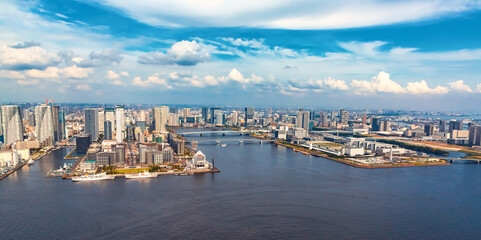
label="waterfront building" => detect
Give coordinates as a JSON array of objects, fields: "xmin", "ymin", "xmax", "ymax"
[
  {"xmin": 115, "ymin": 105, "xmax": 125, "ymax": 143},
  {"xmin": 232, "ymin": 111, "xmax": 239, "ymax": 126},
  {"xmin": 449, "ymin": 120, "xmax": 463, "ymax": 135},
  {"xmin": 114, "ymin": 144, "xmax": 126, "ymax": 165},
  {"xmin": 162, "ymin": 147, "xmax": 174, "ymax": 162},
  {"xmin": 84, "ymin": 108, "xmax": 99, "ymax": 141},
  {"xmin": 96, "ymin": 152, "xmax": 116, "ymax": 166},
  {"xmin": 139, "ymin": 143, "xmax": 157, "ymax": 163},
  {"xmin": 210, "ymin": 107, "xmax": 221, "ymax": 124},
  {"xmin": 468, "ymin": 125, "xmax": 481, "ymax": 146},
  {"xmin": 191, "ymin": 150, "xmax": 213, "ymax": 170},
  {"xmin": 35, "ymin": 105, "xmax": 55, "ymax": 146},
  {"xmin": 59, "ymin": 109, "xmax": 66, "ymax": 140},
  {"xmin": 51, "ymin": 105, "xmax": 60, "ymax": 142},
  {"xmin": 1, "ymin": 105, "xmax": 23, "ymax": 145},
  {"xmin": 202, "ymin": 107, "xmax": 208, "ymax": 123},
  {"xmin": 146, "ymin": 150, "xmax": 163, "ymax": 165},
  {"xmin": 76, "ymin": 133, "xmax": 92, "ymax": 153},
  {"xmin": 244, "ymin": 107, "xmax": 254, "ymax": 126}
]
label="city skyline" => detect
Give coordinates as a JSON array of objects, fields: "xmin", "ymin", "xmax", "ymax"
[{"xmin": 2, "ymin": 0, "xmax": 481, "ymax": 111}]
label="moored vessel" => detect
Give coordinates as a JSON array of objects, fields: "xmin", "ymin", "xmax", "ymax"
[
  {"xmin": 72, "ymin": 172, "xmax": 115, "ymax": 182},
  {"xmin": 125, "ymin": 171, "xmax": 158, "ymax": 179}
]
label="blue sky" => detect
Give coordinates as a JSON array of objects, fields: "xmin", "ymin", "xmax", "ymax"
[{"xmin": 1, "ymin": 0, "xmax": 481, "ymax": 111}]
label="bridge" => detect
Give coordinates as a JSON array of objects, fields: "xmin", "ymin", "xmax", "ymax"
[
  {"xmin": 442, "ymin": 157, "xmax": 481, "ymax": 164},
  {"xmin": 186, "ymin": 138, "xmax": 274, "ymax": 144},
  {"xmin": 178, "ymin": 131, "xmax": 250, "ymax": 136}
]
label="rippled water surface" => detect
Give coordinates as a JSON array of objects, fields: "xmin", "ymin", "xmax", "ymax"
[{"xmin": 1, "ymin": 132, "xmax": 481, "ymax": 239}]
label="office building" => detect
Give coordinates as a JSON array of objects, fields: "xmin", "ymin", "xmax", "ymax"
[
  {"xmin": 115, "ymin": 105, "xmax": 125, "ymax": 143},
  {"xmin": 371, "ymin": 117, "xmax": 381, "ymax": 131},
  {"xmin": 35, "ymin": 105, "xmax": 55, "ymax": 146},
  {"xmin": 76, "ymin": 133, "xmax": 92, "ymax": 153},
  {"xmin": 84, "ymin": 108, "xmax": 99, "ymax": 141},
  {"xmin": 104, "ymin": 120, "xmax": 112, "ymax": 140},
  {"xmin": 1, "ymin": 105, "xmax": 23, "ymax": 145},
  {"xmin": 105, "ymin": 107, "xmax": 115, "ymax": 133},
  {"xmin": 51, "ymin": 105, "xmax": 60, "ymax": 142},
  {"xmin": 210, "ymin": 107, "xmax": 221, "ymax": 124},
  {"xmin": 59, "ymin": 109, "xmax": 66, "ymax": 140},
  {"xmin": 469, "ymin": 125, "xmax": 481, "ymax": 146},
  {"xmin": 424, "ymin": 124, "xmax": 434, "ymax": 136},
  {"xmin": 296, "ymin": 111, "xmax": 310, "ymax": 132},
  {"xmin": 339, "ymin": 109, "xmax": 349, "ymax": 124},
  {"xmin": 98, "ymin": 110, "xmax": 104, "ymax": 134},
  {"xmin": 244, "ymin": 107, "xmax": 254, "ymax": 126},
  {"xmin": 153, "ymin": 106, "xmax": 169, "ymax": 132},
  {"xmin": 202, "ymin": 107, "xmax": 208, "ymax": 123}
]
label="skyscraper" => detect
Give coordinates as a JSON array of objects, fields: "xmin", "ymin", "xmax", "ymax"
[
  {"xmin": 339, "ymin": 109, "xmax": 349, "ymax": 124},
  {"xmin": 202, "ymin": 107, "xmax": 208, "ymax": 124},
  {"xmin": 210, "ymin": 107, "xmax": 220, "ymax": 124},
  {"xmin": 104, "ymin": 121, "xmax": 112, "ymax": 140},
  {"xmin": 371, "ymin": 117, "xmax": 381, "ymax": 131},
  {"xmin": 59, "ymin": 109, "xmax": 66, "ymax": 140},
  {"xmin": 152, "ymin": 106, "xmax": 169, "ymax": 132},
  {"xmin": 424, "ymin": 124, "xmax": 434, "ymax": 136},
  {"xmin": 439, "ymin": 120, "xmax": 447, "ymax": 133},
  {"xmin": 35, "ymin": 105, "xmax": 55, "ymax": 146},
  {"xmin": 115, "ymin": 105, "xmax": 125, "ymax": 143},
  {"xmin": 51, "ymin": 105, "xmax": 61, "ymax": 142},
  {"xmin": 244, "ymin": 107, "xmax": 254, "ymax": 126},
  {"xmin": 1, "ymin": 105, "xmax": 23, "ymax": 145},
  {"xmin": 296, "ymin": 110, "xmax": 310, "ymax": 132},
  {"xmin": 105, "ymin": 107, "xmax": 115, "ymax": 134},
  {"xmin": 98, "ymin": 110, "xmax": 105, "ymax": 134},
  {"xmin": 84, "ymin": 108, "xmax": 99, "ymax": 141},
  {"xmin": 232, "ymin": 111, "xmax": 239, "ymax": 126}
]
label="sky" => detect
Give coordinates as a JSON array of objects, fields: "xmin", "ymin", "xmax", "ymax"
[{"xmin": 1, "ymin": 0, "xmax": 481, "ymax": 111}]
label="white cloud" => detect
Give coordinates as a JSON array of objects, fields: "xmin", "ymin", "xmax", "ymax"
[
  {"xmin": 61, "ymin": 65, "xmax": 93, "ymax": 79},
  {"xmin": 324, "ymin": 77, "xmax": 349, "ymax": 90},
  {"xmin": 406, "ymin": 80, "xmax": 449, "ymax": 94},
  {"xmin": 26, "ymin": 67, "xmax": 60, "ymax": 78},
  {"xmin": 221, "ymin": 38, "xmax": 265, "ymax": 49},
  {"xmin": 449, "ymin": 80, "xmax": 473, "ymax": 92},
  {"xmin": 133, "ymin": 75, "xmax": 171, "ymax": 88},
  {"xmin": 351, "ymin": 71, "xmax": 405, "ymax": 94},
  {"xmin": 106, "ymin": 70, "xmax": 119, "ymax": 80},
  {"xmin": 138, "ymin": 40, "xmax": 210, "ymax": 66},
  {"xmin": 0, "ymin": 70, "xmax": 24, "ymax": 79},
  {"xmin": 17, "ymin": 79, "xmax": 39, "ymax": 85},
  {"xmin": 228, "ymin": 68, "xmax": 249, "ymax": 83},
  {"xmin": 93, "ymin": 0, "xmax": 481, "ymax": 29},
  {"xmin": 0, "ymin": 45, "xmax": 59, "ymax": 70}
]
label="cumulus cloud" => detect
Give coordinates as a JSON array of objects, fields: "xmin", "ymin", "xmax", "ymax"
[
  {"xmin": 133, "ymin": 75, "xmax": 171, "ymax": 88},
  {"xmin": 351, "ymin": 71, "xmax": 405, "ymax": 94},
  {"xmin": 449, "ymin": 80, "xmax": 473, "ymax": 92},
  {"xmin": 61, "ymin": 65, "xmax": 93, "ymax": 78},
  {"xmin": 26, "ymin": 67, "xmax": 60, "ymax": 78},
  {"xmin": 406, "ymin": 80, "xmax": 449, "ymax": 94},
  {"xmin": 221, "ymin": 38, "xmax": 265, "ymax": 49},
  {"xmin": 138, "ymin": 40, "xmax": 210, "ymax": 66},
  {"xmin": 324, "ymin": 77, "xmax": 350, "ymax": 90},
  {"xmin": 77, "ymin": 49, "xmax": 123, "ymax": 67},
  {"xmin": 0, "ymin": 45, "xmax": 59, "ymax": 70}
]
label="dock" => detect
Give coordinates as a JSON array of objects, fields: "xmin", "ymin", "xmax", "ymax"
[{"xmin": 0, "ymin": 162, "xmax": 27, "ymax": 182}]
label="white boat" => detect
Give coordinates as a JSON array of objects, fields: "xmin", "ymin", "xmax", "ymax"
[
  {"xmin": 221, "ymin": 144, "xmax": 227, "ymax": 147},
  {"xmin": 72, "ymin": 172, "xmax": 115, "ymax": 182},
  {"xmin": 125, "ymin": 171, "xmax": 158, "ymax": 179},
  {"xmin": 27, "ymin": 159, "xmax": 35, "ymax": 166}
]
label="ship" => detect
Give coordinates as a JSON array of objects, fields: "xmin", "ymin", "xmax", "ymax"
[
  {"xmin": 72, "ymin": 172, "xmax": 115, "ymax": 182},
  {"xmin": 221, "ymin": 144, "xmax": 227, "ymax": 147},
  {"xmin": 125, "ymin": 171, "xmax": 158, "ymax": 179},
  {"xmin": 27, "ymin": 159, "xmax": 35, "ymax": 166}
]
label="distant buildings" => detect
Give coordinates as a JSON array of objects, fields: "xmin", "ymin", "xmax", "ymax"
[{"xmin": 424, "ymin": 124, "xmax": 434, "ymax": 136}]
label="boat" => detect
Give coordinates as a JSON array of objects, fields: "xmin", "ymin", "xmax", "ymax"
[
  {"xmin": 174, "ymin": 172, "xmax": 194, "ymax": 176},
  {"xmin": 27, "ymin": 159, "xmax": 35, "ymax": 166},
  {"xmin": 221, "ymin": 144, "xmax": 227, "ymax": 147},
  {"xmin": 125, "ymin": 171, "xmax": 158, "ymax": 179},
  {"xmin": 46, "ymin": 166, "xmax": 66, "ymax": 177},
  {"xmin": 72, "ymin": 172, "xmax": 115, "ymax": 182}
]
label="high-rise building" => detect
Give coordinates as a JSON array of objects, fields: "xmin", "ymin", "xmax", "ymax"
[
  {"xmin": 339, "ymin": 109, "xmax": 349, "ymax": 124},
  {"xmin": 84, "ymin": 108, "xmax": 99, "ymax": 141},
  {"xmin": 35, "ymin": 105, "xmax": 55, "ymax": 146},
  {"xmin": 104, "ymin": 120, "xmax": 112, "ymax": 140},
  {"xmin": 98, "ymin": 110, "xmax": 105, "ymax": 134},
  {"xmin": 424, "ymin": 124, "xmax": 434, "ymax": 136},
  {"xmin": 319, "ymin": 111, "xmax": 327, "ymax": 126},
  {"xmin": 232, "ymin": 111, "xmax": 239, "ymax": 126},
  {"xmin": 105, "ymin": 108, "xmax": 115, "ymax": 133},
  {"xmin": 59, "ymin": 109, "xmax": 66, "ymax": 140},
  {"xmin": 449, "ymin": 120, "xmax": 463, "ymax": 135},
  {"xmin": 210, "ymin": 107, "xmax": 221, "ymax": 124},
  {"xmin": 469, "ymin": 125, "xmax": 481, "ymax": 146},
  {"xmin": 371, "ymin": 117, "xmax": 381, "ymax": 131},
  {"xmin": 51, "ymin": 105, "xmax": 61, "ymax": 142},
  {"xmin": 296, "ymin": 111, "xmax": 310, "ymax": 132},
  {"xmin": 115, "ymin": 105, "xmax": 125, "ymax": 143},
  {"xmin": 309, "ymin": 110, "xmax": 315, "ymax": 121},
  {"xmin": 362, "ymin": 115, "xmax": 367, "ymax": 125},
  {"xmin": 0, "ymin": 107, "xmax": 3, "ymax": 138},
  {"xmin": 202, "ymin": 107, "xmax": 208, "ymax": 124},
  {"xmin": 1, "ymin": 105, "xmax": 23, "ymax": 145},
  {"xmin": 182, "ymin": 108, "xmax": 191, "ymax": 118},
  {"xmin": 215, "ymin": 111, "xmax": 224, "ymax": 126},
  {"xmin": 152, "ymin": 106, "xmax": 169, "ymax": 132},
  {"xmin": 244, "ymin": 107, "xmax": 254, "ymax": 126},
  {"xmin": 439, "ymin": 120, "xmax": 447, "ymax": 133}
]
